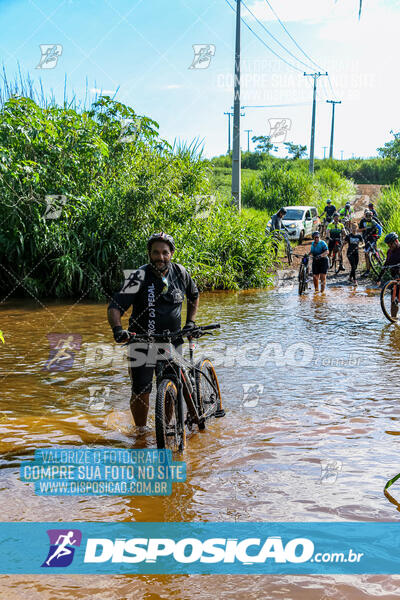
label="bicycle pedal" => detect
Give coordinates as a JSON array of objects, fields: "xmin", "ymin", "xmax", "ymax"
[{"xmin": 214, "ymin": 409, "xmax": 226, "ymax": 418}]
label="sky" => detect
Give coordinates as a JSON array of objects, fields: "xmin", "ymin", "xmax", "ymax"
[{"xmin": 0, "ymin": 0, "xmax": 399, "ymax": 159}]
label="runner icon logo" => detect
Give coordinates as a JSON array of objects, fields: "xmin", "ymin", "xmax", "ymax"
[
  {"xmin": 41, "ymin": 529, "xmax": 82, "ymax": 567},
  {"xmin": 43, "ymin": 334, "xmax": 82, "ymax": 372}
]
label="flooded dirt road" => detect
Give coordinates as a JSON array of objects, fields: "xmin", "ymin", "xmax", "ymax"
[{"xmin": 1, "ymin": 274, "xmax": 400, "ymax": 598}]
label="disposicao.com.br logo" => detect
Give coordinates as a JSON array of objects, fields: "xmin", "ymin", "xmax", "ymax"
[{"xmin": 84, "ymin": 535, "xmax": 314, "ymax": 565}]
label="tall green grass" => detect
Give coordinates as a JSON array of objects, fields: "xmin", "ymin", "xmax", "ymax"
[
  {"xmin": 242, "ymin": 163, "xmax": 355, "ymax": 215},
  {"xmin": 0, "ymin": 89, "xmax": 275, "ymax": 298},
  {"xmin": 377, "ymin": 184, "xmax": 400, "ymax": 235}
]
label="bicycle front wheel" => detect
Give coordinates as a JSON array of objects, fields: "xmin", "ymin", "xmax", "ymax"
[
  {"xmin": 195, "ymin": 358, "xmax": 223, "ymax": 423},
  {"xmin": 335, "ymin": 253, "xmax": 343, "ymax": 275},
  {"xmin": 155, "ymin": 379, "xmax": 185, "ymax": 450},
  {"xmin": 381, "ymin": 280, "xmax": 400, "ymax": 323},
  {"xmin": 286, "ymin": 242, "xmax": 292, "ymax": 265},
  {"xmin": 298, "ymin": 265, "xmax": 306, "ymax": 295}
]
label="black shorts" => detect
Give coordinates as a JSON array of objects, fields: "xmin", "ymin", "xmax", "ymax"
[
  {"xmin": 328, "ymin": 239, "xmax": 342, "ymax": 253},
  {"xmin": 127, "ymin": 342, "xmax": 183, "ymax": 395},
  {"xmin": 312, "ymin": 257, "xmax": 329, "ymax": 275}
]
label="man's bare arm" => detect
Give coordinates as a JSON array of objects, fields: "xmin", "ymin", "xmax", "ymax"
[
  {"xmin": 186, "ymin": 296, "xmax": 199, "ymax": 323},
  {"xmin": 108, "ymin": 307, "xmax": 123, "ymax": 329}
]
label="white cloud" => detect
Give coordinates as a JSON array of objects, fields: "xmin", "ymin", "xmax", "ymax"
[{"xmin": 163, "ymin": 84, "xmax": 183, "ymax": 90}]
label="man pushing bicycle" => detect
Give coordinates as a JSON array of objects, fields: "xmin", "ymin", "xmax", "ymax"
[{"xmin": 107, "ymin": 232, "xmax": 199, "ymax": 430}]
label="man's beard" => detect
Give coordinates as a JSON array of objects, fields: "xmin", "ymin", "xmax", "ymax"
[{"xmin": 150, "ymin": 258, "xmax": 170, "ymax": 274}]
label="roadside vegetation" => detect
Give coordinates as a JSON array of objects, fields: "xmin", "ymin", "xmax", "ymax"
[
  {"xmin": 3, "ymin": 72, "xmax": 396, "ymax": 299},
  {"xmin": 0, "ymin": 87, "xmax": 275, "ymax": 299}
]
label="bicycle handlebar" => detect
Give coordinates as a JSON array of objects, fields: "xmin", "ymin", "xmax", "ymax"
[{"xmin": 124, "ymin": 324, "xmax": 220, "ymax": 344}]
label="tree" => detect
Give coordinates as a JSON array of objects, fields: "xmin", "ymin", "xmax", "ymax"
[
  {"xmin": 251, "ymin": 135, "xmax": 276, "ymax": 154},
  {"xmin": 378, "ymin": 131, "xmax": 400, "ymax": 161},
  {"xmin": 284, "ymin": 142, "xmax": 307, "ymax": 160}
]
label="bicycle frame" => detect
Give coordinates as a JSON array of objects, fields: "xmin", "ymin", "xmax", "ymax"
[{"xmin": 145, "ymin": 334, "xmax": 221, "ymax": 425}]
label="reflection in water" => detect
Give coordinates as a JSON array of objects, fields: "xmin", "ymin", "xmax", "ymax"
[{"xmin": 1, "ymin": 285, "xmax": 400, "ymax": 598}]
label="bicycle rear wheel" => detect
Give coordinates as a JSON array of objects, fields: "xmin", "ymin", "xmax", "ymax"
[
  {"xmin": 380, "ymin": 280, "xmax": 400, "ymax": 323},
  {"xmin": 370, "ymin": 250, "xmax": 384, "ymax": 277},
  {"xmin": 195, "ymin": 358, "xmax": 223, "ymax": 423},
  {"xmin": 155, "ymin": 379, "xmax": 186, "ymax": 450}
]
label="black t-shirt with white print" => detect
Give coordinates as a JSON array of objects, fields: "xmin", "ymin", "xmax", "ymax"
[{"xmin": 108, "ymin": 263, "xmax": 199, "ymax": 335}]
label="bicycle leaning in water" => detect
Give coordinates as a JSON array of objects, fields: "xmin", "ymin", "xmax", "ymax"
[{"xmin": 124, "ymin": 325, "xmax": 224, "ymax": 451}]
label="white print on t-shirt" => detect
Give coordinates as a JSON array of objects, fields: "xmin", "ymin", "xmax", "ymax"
[{"xmin": 148, "ymin": 283, "xmax": 156, "ymax": 334}]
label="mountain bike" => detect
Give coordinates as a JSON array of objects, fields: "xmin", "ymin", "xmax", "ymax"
[
  {"xmin": 298, "ymin": 254, "xmax": 310, "ymax": 295},
  {"xmin": 268, "ymin": 230, "xmax": 292, "ymax": 265},
  {"xmin": 329, "ymin": 240, "xmax": 344, "ymax": 275},
  {"xmin": 365, "ymin": 235, "xmax": 385, "ymax": 278},
  {"xmin": 126, "ymin": 325, "xmax": 224, "ymax": 451},
  {"xmin": 380, "ymin": 264, "xmax": 400, "ymax": 323}
]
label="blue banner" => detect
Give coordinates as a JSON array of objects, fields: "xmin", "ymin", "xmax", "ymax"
[{"xmin": 0, "ymin": 522, "xmax": 400, "ymax": 574}]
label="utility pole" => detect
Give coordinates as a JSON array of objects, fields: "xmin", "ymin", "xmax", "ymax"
[
  {"xmin": 304, "ymin": 72, "xmax": 328, "ymax": 174},
  {"xmin": 224, "ymin": 111, "xmax": 234, "ymax": 153},
  {"xmin": 245, "ymin": 129, "xmax": 252, "ymax": 152},
  {"xmin": 323, "ymin": 146, "xmax": 327, "ymax": 159},
  {"xmin": 326, "ymin": 100, "xmax": 341, "ymax": 159},
  {"xmin": 232, "ymin": 0, "xmax": 241, "ymax": 210}
]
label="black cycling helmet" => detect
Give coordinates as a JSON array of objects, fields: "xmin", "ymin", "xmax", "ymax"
[
  {"xmin": 312, "ymin": 231, "xmax": 320, "ymax": 238},
  {"xmin": 279, "ymin": 207, "xmax": 287, "ymax": 215},
  {"xmin": 327, "ymin": 199, "xmax": 332, "ymax": 204},
  {"xmin": 345, "ymin": 202, "xmax": 351, "ymax": 207},
  {"xmin": 368, "ymin": 202, "xmax": 374, "ymax": 208},
  {"xmin": 384, "ymin": 232, "xmax": 398, "ymax": 245},
  {"xmin": 147, "ymin": 232, "xmax": 175, "ymax": 252},
  {"xmin": 365, "ymin": 210, "xmax": 372, "ymax": 218}
]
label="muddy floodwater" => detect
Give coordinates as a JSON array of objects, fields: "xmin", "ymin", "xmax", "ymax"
[{"xmin": 2, "ymin": 281, "xmax": 400, "ymax": 599}]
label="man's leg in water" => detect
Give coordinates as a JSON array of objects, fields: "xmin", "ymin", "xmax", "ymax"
[
  {"xmin": 130, "ymin": 391, "xmax": 150, "ymax": 426},
  {"xmin": 313, "ymin": 274, "xmax": 320, "ymax": 291},
  {"xmin": 128, "ymin": 345, "xmax": 154, "ymax": 427},
  {"xmin": 320, "ymin": 273, "xmax": 327, "ymax": 292}
]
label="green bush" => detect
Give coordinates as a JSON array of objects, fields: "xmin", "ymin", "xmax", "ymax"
[
  {"xmin": 242, "ymin": 164, "xmax": 355, "ymax": 215},
  {"xmin": 0, "ymin": 95, "xmax": 275, "ymax": 298}
]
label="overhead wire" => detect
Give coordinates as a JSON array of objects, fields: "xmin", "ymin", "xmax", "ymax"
[
  {"xmin": 223, "ymin": 0, "xmax": 305, "ymax": 73},
  {"xmin": 263, "ymin": 0, "xmax": 326, "ymax": 72},
  {"xmin": 240, "ymin": 0, "xmax": 315, "ymax": 71}
]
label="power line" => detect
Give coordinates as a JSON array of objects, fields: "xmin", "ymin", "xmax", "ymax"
[
  {"xmin": 241, "ymin": 0, "xmax": 315, "ymax": 71},
  {"xmin": 223, "ymin": 0, "xmax": 304, "ymax": 73},
  {"xmin": 263, "ymin": 0, "xmax": 326, "ymax": 72}
]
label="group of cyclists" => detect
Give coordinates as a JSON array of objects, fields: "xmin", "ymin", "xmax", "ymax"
[{"xmin": 269, "ymin": 199, "xmax": 400, "ymax": 293}]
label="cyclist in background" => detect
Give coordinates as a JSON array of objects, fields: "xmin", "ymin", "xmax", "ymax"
[
  {"xmin": 344, "ymin": 222, "xmax": 363, "ymax": 284},
  {"xmin": 327, "ymin": 213, "xmax": 346, "ymax": 270},
  {"xmin": 339, "ymin": 202, "xmax": 353, "ymax": 220},
  {"xmin": 358, "ymin": 210, "xmax": 382, "ymax": 275},
  {"xmin": 368, "ymin": 202, "xmax": 382, "ymax": 226},
  {"xmin": 268, "ymin": 207, "xmax": 289, "ymax": 258},
  {"xmin": 377, "ymin": 233, "xmax": 400, "ymax": 318},
  {"xmin": 320, "ymin": 198, "xmax": 337, "ymax": 224},
  {"xmin": 269, "ymin": 207, "xmax": 289, "ymax": 233},
  {"xmin": 310, "ymin": 231, "xmax": 329, "ymax": 292}
]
